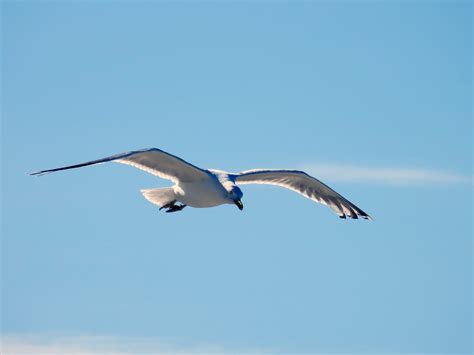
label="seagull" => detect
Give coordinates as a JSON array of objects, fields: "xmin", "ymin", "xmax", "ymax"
[{"xmin": 30, "ymin": 148, "xmax": 371, "ymax": 219}]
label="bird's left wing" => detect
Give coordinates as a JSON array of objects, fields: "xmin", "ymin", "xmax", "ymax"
[
  {"xmin": 30, "ymin": 148, "xmax": 209, "ymax": 183},
  {"xmin": 232, "ymin": 169, "xmax": 371, "ymax": 220}
]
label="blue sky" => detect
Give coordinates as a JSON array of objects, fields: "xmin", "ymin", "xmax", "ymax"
[{"xmin": 1, "ymin": 1, "xmax": 472, "ymax": 354}]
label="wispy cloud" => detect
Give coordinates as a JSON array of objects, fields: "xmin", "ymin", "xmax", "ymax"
[
  {"xmin": 1, "ymin": 334, "xmax": 457, "ymax": 355},
  {"xmin": 1, "ymin": 334, "xmax": 271, "ymax": 355},
  {"xmin": 302, "ymin": 164, "xmax": 472, "ymax": 186}
]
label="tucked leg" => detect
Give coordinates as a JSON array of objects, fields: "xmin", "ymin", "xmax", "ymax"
[
  {"xmin": 159, "ymin": 200, "xmax": 177, "ymax": 211},
  {"xmin": 165, "ymin": 203, "xmax": 187, "ymax": 213}
]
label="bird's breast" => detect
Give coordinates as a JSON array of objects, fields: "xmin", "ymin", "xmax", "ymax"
[{"xmin": 175, "ymin": 179, "xmax": 230, "ymax": 208}]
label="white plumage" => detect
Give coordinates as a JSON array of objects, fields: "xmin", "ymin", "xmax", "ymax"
[{"xmin": 31, "ymin": 148, "xmax": 371, "ymax": 219}]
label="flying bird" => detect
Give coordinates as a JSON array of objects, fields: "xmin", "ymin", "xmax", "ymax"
[{"xmin": 30, "ymin": 148, "xmax": 371, "ymax": 219}]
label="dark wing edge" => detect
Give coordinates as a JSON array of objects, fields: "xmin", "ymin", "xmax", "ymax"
[
  {"xmin": 30, "ymin": 150, "xmax": 132, "ymax": 176},
  {"xmin": 232, "ymin": 169, "xmax": 373, "ymax": 220}
]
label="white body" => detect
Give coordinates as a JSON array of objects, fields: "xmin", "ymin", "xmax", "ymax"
[{"xmin": 174, "ymin": 177, "xmax": 231, "ymax": 208}]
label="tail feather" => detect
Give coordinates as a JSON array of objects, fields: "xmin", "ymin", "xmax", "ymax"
[{"xmin": 140, "ymin": 187, "xmax": 176, "ymax": 208}]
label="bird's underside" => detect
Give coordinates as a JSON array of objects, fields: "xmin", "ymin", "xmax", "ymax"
[{"xmin": 30, "ymin": 147, "xmax": 372, "ymax": 220}]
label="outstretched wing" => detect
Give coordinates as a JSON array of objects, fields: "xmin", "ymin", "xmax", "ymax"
[
  {"xmin": 30, "ymin": 148, "xmax": 209, "ymax": 183},
  {"xmin": 233, "ymin": 169, "xmax": 371, "ymax": 220}
]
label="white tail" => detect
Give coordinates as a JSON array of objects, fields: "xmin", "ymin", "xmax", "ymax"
[{"xmin": 140, "ymin": 188, "xmax": 176, "ymax": 208}]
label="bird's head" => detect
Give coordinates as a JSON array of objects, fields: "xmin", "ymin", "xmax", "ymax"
[{"xmin": 228, "ymin": 186, "xmax": 244, "ymax": 211}]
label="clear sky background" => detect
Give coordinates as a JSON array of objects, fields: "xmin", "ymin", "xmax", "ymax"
[{"xmin": 1, "ymin": 1, "xmax": 472, "ymax": 354}]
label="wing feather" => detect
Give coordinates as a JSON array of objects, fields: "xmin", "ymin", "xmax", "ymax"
[
  {"xmin": 30, "ymin": 148, "xmax": 208, "ymax": 183},
  {"xmin": 233, "ymin": 169, "xmax": 371, "ymax": 220}
]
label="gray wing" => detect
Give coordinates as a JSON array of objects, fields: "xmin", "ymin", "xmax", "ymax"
[
  {"xmin": 30, "ymin": 148, "xmax": 209, "ymax": 183},
  {"xmin": 233, "ymin": 169, "xmax": 371, "ymax": 220}
]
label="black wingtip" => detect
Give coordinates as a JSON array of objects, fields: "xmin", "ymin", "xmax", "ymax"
[
  {"xmin": 30, "ymin": 170, "xmax": 48, "ymax": 176},
  {"xmin": 359, "ymin": 213, "xmax": 373, "ymax": 221},
  {"xmin": 339, "ymin": 212, "xmax": 373, "ymax": 221}
]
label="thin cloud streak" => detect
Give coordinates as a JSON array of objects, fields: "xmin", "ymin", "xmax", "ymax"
[
  {"xmin": 1, "ymin": 335, "xmax": 447, "ymax": 355},
  {"xmin": 1, "ymin": 334, "xmax": 272, "ymax": 355},
  {"xmin": 302, "ymin": 164, "xmax": 472, "ymax": 186}
]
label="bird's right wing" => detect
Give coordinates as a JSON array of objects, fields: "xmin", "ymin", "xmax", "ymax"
[
  {"xmin": 30, "ymin": 148, "xmax": 209, "ymax": 183},
  {"xmin": 232, "ymin": 169, "xmax": 371, "ymax": 220}
]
